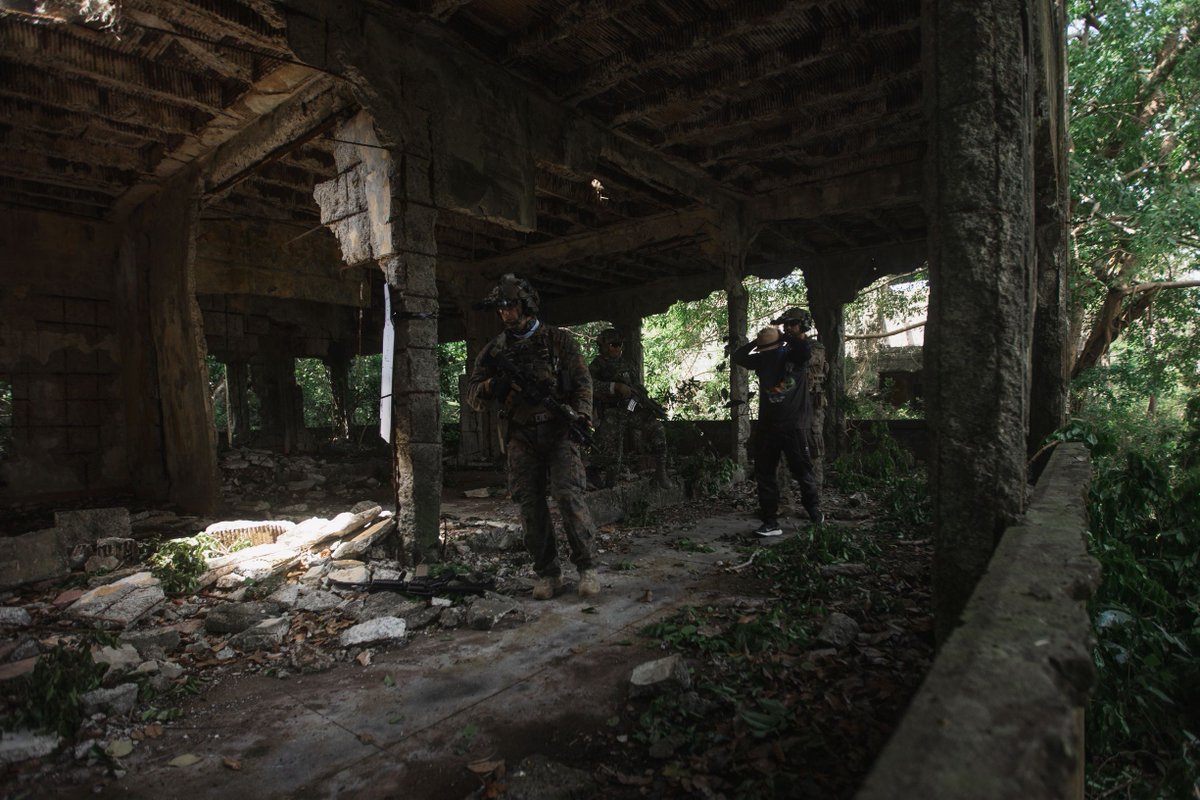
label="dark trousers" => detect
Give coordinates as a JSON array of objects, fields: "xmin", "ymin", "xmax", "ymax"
[{"xmin": 753, "ymin": 427, "xmax": 821, "ymax": 522}]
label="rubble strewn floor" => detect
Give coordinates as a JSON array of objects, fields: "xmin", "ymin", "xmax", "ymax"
[{"xmin": 1, "ymin": 447, "xmax": 934, "ymax": 799}]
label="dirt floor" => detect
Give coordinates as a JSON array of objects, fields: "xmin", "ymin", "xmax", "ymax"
[{"xmin": 0, "ymin": 447, "xmax": 934, "ymax": 800}]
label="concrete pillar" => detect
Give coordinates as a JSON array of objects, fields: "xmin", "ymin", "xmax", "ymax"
[
  {"xmin": 253, "ymin": 356, "xmax": 305, "ymax": 454},
  {"xmin": 805, "ymin": 272, "xmax": 848, "ymax": 464},
  {"xmin": 1029, "ymin": 0, "xmax": 1070, "ymax": 477},
  {"xmin": 454, "ymin": 299, "xmax": 503, "ymax": 466},
  {"xmin": 226, "ymin": 360, "xmax": 251, "ymax": 446},
  {"xmin": 925, "ymin": 0, "xmax": 1038, "ymax": 641},
  {"xmin": 313, "ymin": 111, "xmax": 442, "ymax": 563},
  {"xmin": 724, "ymin": 263, "xmax": 750, "ymax": 468},
  {"xmin": 115, "ymin": 168, "xmax": 218, "ymax": 514},
  {"xmin": 325, "ymin": 346, "xmax": 353, "ymax": 441}
]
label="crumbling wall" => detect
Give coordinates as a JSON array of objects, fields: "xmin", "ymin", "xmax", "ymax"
[
  {"xmin": 0, "ymin": 210, "xmax": 127, "ymax": 502},
  {"xmin": 855, "ymin": 443, "xmax": 1099, "ymax": 800}
]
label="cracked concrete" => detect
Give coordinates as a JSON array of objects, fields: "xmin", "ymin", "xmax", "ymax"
[{"xmin": 28, "ymin": 506, "xmax": 780, "ymax": 799}]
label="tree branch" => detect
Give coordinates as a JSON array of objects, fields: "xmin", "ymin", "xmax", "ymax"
[{"xmin": 847, "ymin": 319, "xmax": 926, "ymax": 341}]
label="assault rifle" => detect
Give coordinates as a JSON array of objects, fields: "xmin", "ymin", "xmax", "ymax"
[
  {"xmin": 626, "ymin": 384, "xmax": 668, "ymax": 421},
  {"xmin": 330, "ymin": 574, "xmax": 496, "ymax": 597},
  {"xmin": 483, "ymin": 349, "xmax": 594, "ymax": 446}
]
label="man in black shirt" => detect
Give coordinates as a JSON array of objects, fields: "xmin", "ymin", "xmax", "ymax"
[{"xmin": 731, "ymin": 308, "xmax": 824, "ymax": 537}]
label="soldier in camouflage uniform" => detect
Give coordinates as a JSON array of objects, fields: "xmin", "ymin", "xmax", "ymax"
[
  {"xmin": 588, "ymin": 328, "xmax": 670, "ymax": 488},
  {"xmin": 466, "ymin": 274, "xmax": 600, "ymax": 600}
]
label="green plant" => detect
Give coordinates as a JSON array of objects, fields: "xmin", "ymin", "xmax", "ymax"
[
  {"xmin": 679, "ymin": 451, "xmax": 737, "ymax": 498},
  {"xmin": 7, "ymin": 642, "xmax": 108, "ymax": 738},
  {"xmin": 148, "ymin": 534, "xmax": 217, "ymax": 595}
]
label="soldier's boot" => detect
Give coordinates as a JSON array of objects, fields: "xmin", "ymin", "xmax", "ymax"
[
  {"xmin": 531, "ymin": 575, "xmax": 561, "ymax": 600},
  {"xmin": 577, "ymin": 570, "xmax": 601, "ymax": 598}
]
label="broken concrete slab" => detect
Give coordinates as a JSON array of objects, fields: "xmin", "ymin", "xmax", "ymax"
[
  {"xmin": 331, "ymin": 516, "xmax": 395, "ymax": 559},
  {"xmin": 204, "ymin": 601, "xmax": 280, "ymax": 635},
  {"xmin": 629, "ymin": 653, "xmax": 692, "ymax": 698},
  {"xmin": 467, "ymin": 594, "xmax": 521, "ymax": 631},
  {"xmin": 229, "ymin": 617, "xmax": 290, "ymax": 651},
  {"xmin": 0, "ymin": 731, "xmax": 60, "ymax": 766},
  {"xmin": 339, "ymin": 616, "xmax": 406, "ymax": 647},
  {"xmin": 119, "ymin": 629, "xmax": 182, "ymax": 660},
  {"xmin": 92, "ymin": 644, "xmax": 142, "ymax": 679},
  {"xmin": 67, "ymin": 572, "xmax": 165, "ymax": 628},
  {"xmin": 0, "ymin": 607, "xmax": 32, "ymax": 627},
  {"xmin": 327, "ymin": 561, "xmax": 368, "ymax": 585},
  {"xmin": 295, "ymin": 588, "xmax": 342, "ymax": 613},
  {"xmin": 0, "ymin": 527, "xmax": 69, "ymax": 590},
  {"xmin": 81, "ymin": 683, "xmax": 139, "ymax": 718},
  {"xmin": 54, "ymin": 508, "xmax": 132, "ymax": 545},
  {"xmin": 276, "ymin": 505, "xmax": 381, "ymax": 552}
]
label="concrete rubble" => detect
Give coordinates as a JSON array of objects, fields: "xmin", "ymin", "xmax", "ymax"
[{"xmin": 0, "ymin": 486, "xmax": 534, "ymax": 778}]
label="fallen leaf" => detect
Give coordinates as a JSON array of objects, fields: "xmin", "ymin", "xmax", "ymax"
[
  {"xmin": 581, "ymin": 606, "xmax": 598, "ymax": 614},
  {"xmin": 356, "ymin": 650, "xmax": 372, "ymax": 666},
  {"xmin": 169, "ymin": 753, "xmax": 201, "ymax": 767},
  {"xmin": 383, "ymin": 674, "xmax": 395, "ymax": 687},
  {"xmin": 105, "ymin": 740, "xmax": 134, "ymax": 758},
  {"xmin": 223, "ymin": 757, "xmax": 242, "ymax": 771},
  {"xmin": 639, "ymin": 590, "xmax": 654, "ymax": 603},
  {"xmin": 143, "ymin": 724, "xmax": 163, "ymax": 739},
  {"xmin": 358, "ymin": 733, "xmax": 375, "ymax": 745}
]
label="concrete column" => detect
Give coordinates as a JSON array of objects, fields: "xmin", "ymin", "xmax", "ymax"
[
  {"xmin": 1028, "ymin": 0, "xmax": 1070, "ymax": 477},
  {"xmin": 313, "ymin": 111, "xmax": 442, "ymax": 563},
  {"xmin": 925, "ymin": 0, "xmax": 1038, "ymax": 641},
  {"xmin": 724, "ymin": 264, "xmax": 750, "ymax": 468},
  {"xmin": 805, "ymin": 272, "xmax": 848, "ymax": 464},
  {"xmin": 115, "ymin": 168, "xmax": 218, "ymax": 514},
  {"xmin": 226, "ymin": 360, "xmax": 251, "ymax": 446},
  {"xmin": 253, "ymin": 356, "xmax": 305, "ymax": 454},
  {"xmin": 325, "ymin": 346, "xmax": 353, "ymax": 441}
]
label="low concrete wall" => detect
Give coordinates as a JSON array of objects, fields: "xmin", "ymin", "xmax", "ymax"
[{"xmin": 856, "ymin": 443, "xmax": 1100, "ymax": 800}]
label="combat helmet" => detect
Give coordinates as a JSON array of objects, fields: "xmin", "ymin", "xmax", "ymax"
[
  {"xmin": 597, "ymin": 328, "xmax": 624, "ymax": 348},
  {"xmin": 770, "ymin": 307, "xmax": 813, "ymax": 332},
  {"xmin": 484, "ymin": 273, "xmax": 540, "ymax": 316}
]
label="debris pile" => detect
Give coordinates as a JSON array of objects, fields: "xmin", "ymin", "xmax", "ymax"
[
  {"xmin": 0, "ymin": 502, "xmax": 530, "ymax": 778},
  {"xmin": 219, "ymin": 447, "xmax": 390, "ymax": 518}
]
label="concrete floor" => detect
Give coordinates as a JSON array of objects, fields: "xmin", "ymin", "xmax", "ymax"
[{"xmin": 33, "ymin": 503, "xmax": 784, "ymax": 800}]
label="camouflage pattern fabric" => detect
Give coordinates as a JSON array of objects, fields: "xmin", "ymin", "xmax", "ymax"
[
  {"xmin": 588, "ymin": 353, "xmax": 667, "ymax": 479},
  {"xmin": 466, "ymin": 322, "xmax": 597, "ymax": 578}
]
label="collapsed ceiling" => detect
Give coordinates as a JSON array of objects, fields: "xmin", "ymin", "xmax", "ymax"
[{"xmin": 0, "ymin": 0, "xmax": 926, "ymax": 313}]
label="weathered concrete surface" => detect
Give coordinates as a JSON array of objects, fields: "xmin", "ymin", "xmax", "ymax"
[
  {"xmin": 856, "ymin": 443, "xmax": 1099, "ymax": 800},
  {"xmin": 27, "ymin": 509, "xmax": 765, "ymax": 799}
]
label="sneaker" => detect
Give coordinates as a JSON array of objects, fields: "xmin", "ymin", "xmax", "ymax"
[
  {"xmin": 753, "ymin": 521, "xmax": 783, "ymax": 537},
  {"xmin": 531, "ymin": 576, "xmax": 561, "ymax": 600},
  {"xmin": 577, "ymin": 569, "xmax": 601, "ymax": 597}
]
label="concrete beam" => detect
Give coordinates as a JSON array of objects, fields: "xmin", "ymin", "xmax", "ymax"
[
  {"xmin": 751, "ymin": 160, "xmax": 923, "ymax": 223},
  {"xmin": 447, "ymin": 208, "xmax": 719, "ymax": 279},
  {"xmin": 202, "ymin": 76, "xmax": 353, "ymax": 200}
]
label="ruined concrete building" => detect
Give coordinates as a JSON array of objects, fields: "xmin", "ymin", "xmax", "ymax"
[{"xmin": 0, "ymin": 0, "xmax": 1070, "ymax": 634}]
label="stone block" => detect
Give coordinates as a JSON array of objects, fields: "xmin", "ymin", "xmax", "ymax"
[
  {"xmin": 55, "ymin": 508, "xmax": 132, "ymax": 545},
  {"xmin": 339, "ymin": 616, "xmax": 406, "ymax": 647},
  {"xmin": 0, "ymin": 528, "xmax": 69, "ymax": 589},
  {"xmin": 63, "ymin": 297, "xmax": 96, "ymax": 326},
  {"xmin": 629, "ymin": 654, "xmax": 691, "ymax": 698},
  {"xmin": 68, "ymin": 572, "xmax": 165, "ymax": 628},
  {"xmin": 65, "ymin": 374, "xmax": 99, "ymax": 400},
  {"xmin": 67, "ymin": 399, "xmax": 100, "ymax": 427}
]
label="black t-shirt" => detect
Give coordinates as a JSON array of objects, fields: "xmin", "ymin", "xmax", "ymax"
[{"xmin": 732, "ymin": 337, "xmax": 813, "ymax": 431}]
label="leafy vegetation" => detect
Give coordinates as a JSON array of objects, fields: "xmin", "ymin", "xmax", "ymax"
[
  {"xmin": 148, "ymin": 534, "xmax": 218, "ymax": 595},
  {"xmin": 5, "ymin": 642, "xmax": 108, "ymax": 739}
]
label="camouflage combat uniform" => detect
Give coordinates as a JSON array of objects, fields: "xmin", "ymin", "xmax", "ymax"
[
  {"xmin": 588, "ymin": 353, "xmax": 668, "ymax": 484},
  {"xmin": 466, "ymin": 322, "xmax": 597, "ymax": 580}
]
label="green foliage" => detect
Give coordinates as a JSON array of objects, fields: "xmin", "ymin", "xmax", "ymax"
[
  {"xmin": 1068, "ymin": 0, "xmax": 1200, "ymax": 370},
  {"xmin": 678, "ymin": 450, "xmax": 737, "ymax": 498},
  {"xmin": 149, "ymin": 534, "xmax": 217, "ymax": 595},
  {"xmin": 437, "ymin": 341, "xmax": 467, "ymax": 424},
  {"xmin": 830, "ymin": 424, "xmax": 930, "ymax": 533},
  {"xmin": 1060, "ymin": 392, "xmax": 1200, "ymax": 798},
  {"xmin": 296, "ymin": 357, "xmax": 335, "ymax": 428},
  {"xmin": 351, "ymin": 354, "xmax": 382, "ymax": 427},
  {"xmin": 7, "ymin": 642, "xmax": 108, "ymax": 738}
]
